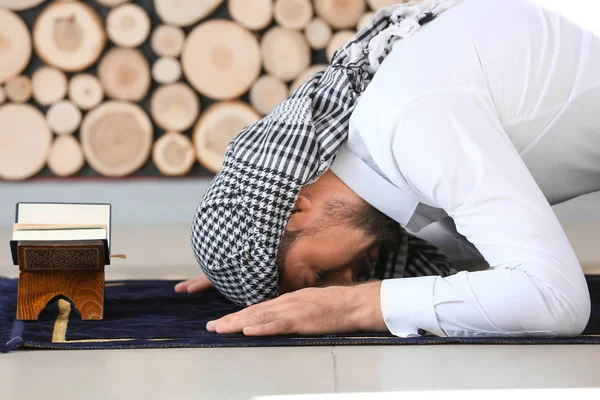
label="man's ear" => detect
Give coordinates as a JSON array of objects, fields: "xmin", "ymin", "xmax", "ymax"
[{"xmin": 286, "ymin": 194, "xmax": 313, "ymax": 232}]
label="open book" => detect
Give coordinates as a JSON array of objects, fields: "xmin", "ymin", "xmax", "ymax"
[
  {"xmin": 10, "ymin": 203, "xmax": 112, "ymax": 266},
  {"xmin": 12, "ymin": 223, "xmax": 108, "ymax": 242}
]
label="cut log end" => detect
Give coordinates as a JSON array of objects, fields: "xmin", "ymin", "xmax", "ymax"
[
  {"xmin": 228, "ymin": 0, "xmax": 273, "ymax": 31},
  {"xmin": 33, "ymin": 2, "xmax": 106, "ymax": 72},
  {"xmin": 290, "ymin": 64, "xmax": 327, "ymax": 94},
  {"xmin": 154, "ymin": 0, "xmax": 224, "ymax": 27},
  {"xmin": 367, "ymin": 0, "xmax": 406, "ymax": 11},
  {"xmin": 47, "ymin": 135, "xmax": 85, "ymax": 177},
  {"xmin": 106, "ymin": 3, "xmax": 151, "ymax": 48},
  {"xmin": 315, "ymin": 0, "xmax": 366, "ymax": 29},
  {"xmin": 98, "ymin": 48, "xmax": 150, "ymax": 102},
  {"xmin": 152, "ymin": 132, "xmax": 196, "ymax": 176},
  {"xmin": 68, "ymin": 73, "xmax": 104, "ymax": 110},
  {"xmin": 151, "ymin": 25, "xmax": 185, "ymax": 57},
  {"xmin": 250, "ymin": 75, "xmax": 289, "ymax": 116},
  {"xmin": 152, "ymin": 57, "xmax": 182, "ymax": 84},
  {"xmin": 46, "ymin": 100, "xmax": 82, "ymax": 136},
  {"xmin": 0, "ymin": 103, "xmax": 52, "ymax": 181},
  {"xmin": 5, "ymin": 75, "xmax": 32, "ymax": 103},
  {"xmin": 150, "ymin": 83, "xmax": 199, "ymax": 132},
  {"xmin": 261, "ymin": 27, "xmax": 310, "ymax": 81},
  {"xmin": 326, "ymin": 30, "xmax": 355, "ymax": 62},
  {"xmin": 193, "ymin": 101, "xmax": 260, "ymax": 173},
  {"xmin": 182, "ymin": 20, "xmax": 261, "ymax": 100},
  {"xmin": 357, "ymin": 12, "xmax": 374, "ymax": 31},
  {"xmin": 80, "ymin": 101, "xmax": 153, "ymax": 177},
  {"xmin": 32, "ymin": 66, "xmax": 68, "ymax": 106},
  {"xmin": 0, "ymin": 8, "xmax": 32, "ymax": 85},
  {"xmin": 95, "ymin": 0, "xmax": 132, "ymax": 8},
  {"xmin": 274, "ymin": 0, "xmax": 313, "ymax": 30},
  {"xmin": 304, "ymin": 18, "xmax": 332, "ymax": 50},
  {"xmin": 0, "ymin": 0, "xmax": 46, "ymax": 11}
]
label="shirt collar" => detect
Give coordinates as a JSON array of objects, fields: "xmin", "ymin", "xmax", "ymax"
[{"xmin": 330, "ymin": 145, "xmax": 419, "ymax": 227}]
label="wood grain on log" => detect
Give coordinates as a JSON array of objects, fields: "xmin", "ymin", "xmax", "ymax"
[
  {"xmin": 46, "ymin": 100, "xmax": 82, "ymax": 136},
  {"xmin": 47, "ymin": 135, "xmax": 85, "ymax": 177},
  {"xmin": 315, "ymin": 0, "xmax": 366, "ymax": 29},
  {"xmin": 0, "ymin": 9, "xmax": 32, "ymax": 84},
  {"xmin": 0, "ymin": 103, "xmax": 52, "ymax": 181},
  {"xmin": 228, "ymin": 0, "xmax": 272, "ymax": 31},
  {"xmin": 304, "ymin": 17, "xmax": 331, "ymax": 50},
  {"xmin": 151, "ymin": 25, "xmax": 185, "ymax": 57},
  {"xmin": 290, "ymin": 64, "xmax": 327, "ymax": 94},
  {"xmin": 152, "ymin": 132, "xmax": 196, "ymax": 176},
  {"xmin": 152, "ymin": 57, "xmax": 182, "ymax": 84},
  {"xmin": 182, "ymin": 20, "xmax": 261, "ymax": 100},
  {"xmin": 32, "ymin": 66, "xmax": 68, "ymax": 106},
  {"xmin": 274, "ymin": 0, "xmax": 313, "ymax": 30},
  {"xmin": 250, "ymin": 75, "xmax": 289, "ymax": 116},
  {"xmin": 5, "ymin": 75, "xmax": 32, "ymax": 103},
  {"xmin": 17, "ymin": 270, "xmax": 104, "ymax": 320},
  {"xmin": 150, "ymin": 83, "xmax": 199, "ymax": 132},
  {"xmin": 154, "ymin": 0, "xmax": 224, "ymax": 27},
  {"xmin": 95, "ymin": 0, "xmax": 131, "ymax": 8},
  {"xmin": 261, "ymin": 27, "xmax": 310, "ymax": 81},
  {"xmin": 98, "ymin": 48, "xmax": 151, "ymax": 102},
  {"xmin": 368, "ymin": 0, "xmax": 406, "ymax": 11},
  {"xmin": 33, "ymin": 2, "xmax": 106, "ymax": 72},
  {"xmin": 68, "ymin": 73, "xmax": 104, "ymax": 110},
  {"xmin": 106, "ymin": 3, "xmax": 151, "ymax": 48},
  {"xmin": 80, "ymin": 101, "xmax": 153, "ymax": 177},
  {"xmin": 0, "ymin": 0, "xmax": 46, "ymax": 10},
  {"xmin": 326, "ymin": 29, "xmax": 355, "ymax": 61},
  {"xmin": 357, "ymin": 12, "xmax": 374, "ymax": 30},
  {"xmin": 193, "ymin": 101, "xmax": 260, "ymax": 173}
]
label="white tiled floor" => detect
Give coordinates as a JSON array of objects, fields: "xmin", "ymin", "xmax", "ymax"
[{"xmin": 1, "ymin": 224, "xmax": 599, "ymax": 399}]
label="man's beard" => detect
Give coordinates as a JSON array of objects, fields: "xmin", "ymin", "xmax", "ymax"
[{"xmin": 276, "ymin": 197, "xmax": 403, "ymax": 279}]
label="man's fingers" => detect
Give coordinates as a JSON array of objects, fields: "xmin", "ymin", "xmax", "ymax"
[
  {"xmin": 174, "ymin": 280, "xmax": 191, "ymax": 293},
  {"xmin": 207, "ymin": 306, "xmax": 277, "ymax": 334},
  {"xmin": 186, "ymin": 277, "xmax": 214, "ymax": 293},
  {"xmin": 174, "ymin": 275, "xmax": 214, "ymax": 293},
  {"xmin": 243, "ymin": 319, "xmax": 295, "ymax": 336}
]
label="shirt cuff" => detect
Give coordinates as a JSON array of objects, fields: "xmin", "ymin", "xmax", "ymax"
[{"xmin": 380, "ymin": 276, "xmax": 446, "ymax": 337}]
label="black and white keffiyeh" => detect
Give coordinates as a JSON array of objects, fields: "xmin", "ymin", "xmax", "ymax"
[{"xmin": 192, "ymin": 0, "xmax": 462, "ymax": 306}]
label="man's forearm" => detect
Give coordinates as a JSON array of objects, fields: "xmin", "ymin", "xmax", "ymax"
[{"xmin": 348, "ymin": 281, "xmax": 388, "ymax": 332}]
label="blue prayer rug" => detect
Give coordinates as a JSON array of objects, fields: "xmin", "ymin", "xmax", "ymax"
[{"xmin": 2, "ymin": 275, "xmax": 599, "ymax": 352}]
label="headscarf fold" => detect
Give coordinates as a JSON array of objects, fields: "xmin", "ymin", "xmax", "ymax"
[{"xmin": 192, "ymin": 0, "xmax": 463, "ymax": 306}]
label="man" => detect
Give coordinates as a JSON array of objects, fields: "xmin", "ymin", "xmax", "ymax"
[{"xmin": 176, "ymin": 0, "xmax": 597, "ymax": 338}]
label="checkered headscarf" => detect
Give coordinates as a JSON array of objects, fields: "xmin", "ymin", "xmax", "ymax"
[{"xmin": 192, "ymin": 0, "xmax": 462, "ymax": 306}]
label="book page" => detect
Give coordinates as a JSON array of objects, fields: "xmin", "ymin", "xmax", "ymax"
[
  {"xmin": 16, "ymin": 203, "xmax": 111, "ymax": 248},
  {"xmin": 12, "ymin": 228, "xmax": 107, "ymax": 242}
]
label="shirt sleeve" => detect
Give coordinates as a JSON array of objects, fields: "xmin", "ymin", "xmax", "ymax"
[{"xmin": 381, "ymin": 91, "xmax": 591, "ymax": 338}]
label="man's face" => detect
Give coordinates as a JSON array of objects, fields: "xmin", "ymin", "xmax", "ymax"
[{"xmin": 276, "ymin": 198, "xmax": 401, "ymax": 293}]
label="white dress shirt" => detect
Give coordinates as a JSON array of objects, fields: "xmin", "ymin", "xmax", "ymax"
[{"xmin": 330, "ymin": 0, "xmax": 599, "ymax": 337}]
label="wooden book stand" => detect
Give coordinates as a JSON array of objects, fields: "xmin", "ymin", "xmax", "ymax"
[{"xmin": 16, "ymin": 240, "xmax": 105, "ymax": 320}]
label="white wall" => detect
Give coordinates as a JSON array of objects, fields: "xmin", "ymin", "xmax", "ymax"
[
  {"xmin": 0, "ymin": 181, "xmax": 598, "ymax": 269},
  {"xmin": 1, "ymin": 180, "xmax": 598, "ymax": 226}
]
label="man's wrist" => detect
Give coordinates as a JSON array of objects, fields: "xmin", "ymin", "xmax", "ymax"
[{"xmin": 347, "ymin": 281, "xmax": 388, "ymax": 332}]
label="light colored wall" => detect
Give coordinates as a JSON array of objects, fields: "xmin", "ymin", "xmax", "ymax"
[
  {"xmin": 1, "ymin": 181, "xmax": 598, "ymax": 226},
  {"xmin": 0, "ymin": 180, "xmax": 211, "ymax": 226},
  {"xmin": 0, "ymin": 182, "xmax": 598, "ymax": 270}
]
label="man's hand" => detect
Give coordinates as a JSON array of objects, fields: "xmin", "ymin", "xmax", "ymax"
[
  {"xmin": 174, "ymin": 274, "xmax": 214, "ymax": 293},
  {"xmin": 206, "ymin": 281, "xmax": 388, "ymax": 336}
]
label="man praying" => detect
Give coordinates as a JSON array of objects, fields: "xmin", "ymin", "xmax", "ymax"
[{"xmin": 176, "ymin": 0, "xmax": 598, "ymax": 338}]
